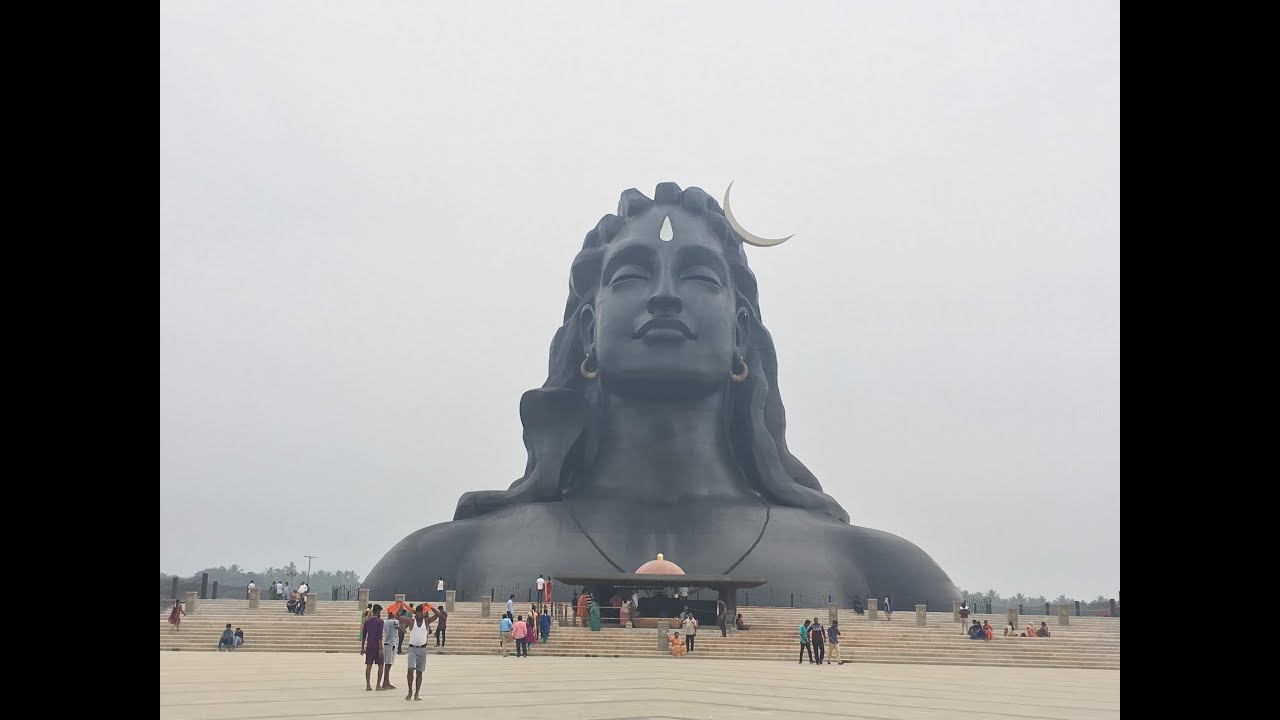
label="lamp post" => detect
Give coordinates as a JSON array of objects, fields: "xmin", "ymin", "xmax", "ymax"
[{"xmin": 304, "ymin": 555, "xmax": 317, "ymax": 583}]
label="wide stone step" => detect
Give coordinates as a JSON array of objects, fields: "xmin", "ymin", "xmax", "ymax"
[{"xmin": 159, "ymin": 601, "xmax": 1119, "ymax": 669}]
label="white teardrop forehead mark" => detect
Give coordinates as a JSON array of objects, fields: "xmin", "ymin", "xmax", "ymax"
[{"xmin": 660, "ymin": 215, "xmax": 674, "ymax": 241}]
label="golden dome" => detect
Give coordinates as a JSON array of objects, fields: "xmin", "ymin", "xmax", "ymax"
[{"xmin": 635, "ymin": 553, "xmax": 685, "ymax": 575}]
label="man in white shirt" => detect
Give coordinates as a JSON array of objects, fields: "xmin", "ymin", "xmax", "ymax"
[
  {"xmin": 296, "ymin": 582, "xmax": 310, "ymax": 615},
  {"xmin": 403, "ymin": 605, "xmax": 441, "ymax": 700},
  {"xmin": 275, "ymin": 580, "xmax": 284, "ymax": 600},
  {"xmin": 506, "ymin": 594, "xmax": 515, "ymax": 616},
  {"xmin": 436, "ymin": 577, "xmax": 446, "ymax": 602},
  {"xmin": 246, "ymin": 580, "xmax": 256, "ymax": 599},
  {"xmin": 536, "ymin": 575, "xmax": 545, "ymax": 596}
]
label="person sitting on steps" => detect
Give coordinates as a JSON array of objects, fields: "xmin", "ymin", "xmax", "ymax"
[{"xmin": 217, "ymin": 624, "xmax": 236, "ymax": 651}]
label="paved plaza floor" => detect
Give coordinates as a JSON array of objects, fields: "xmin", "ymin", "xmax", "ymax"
[{"xmin": 160, "ymin": 652, "xmax": 1119, "ymax": 720}]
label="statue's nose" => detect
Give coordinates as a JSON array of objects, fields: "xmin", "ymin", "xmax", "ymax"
[
  {"xmin": 647, "ymin": 289, "xmax": 683, "ymax": 316},
  {"xmin": 646, "ymin": 264, "xmax": 683, "ymax": 315},
  {"xmin": 645, "ymin": 270, "xmax": 686, "ymax": 315}
]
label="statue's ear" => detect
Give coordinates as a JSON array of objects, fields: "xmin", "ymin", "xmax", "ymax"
[
  {"xmin": 579, "ymin": 304, "xmax": 596, "ymax": 355},
  {"xmin": 734, "ymin": 305, "xmax": 750, "ymax": 358}
]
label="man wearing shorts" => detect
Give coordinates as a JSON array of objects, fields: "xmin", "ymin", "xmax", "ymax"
[
  {"xmin": 380, "ymin": 606, "xmax": 400, "ymax": 690},
  {"xmin": 362, "ymin": 604, "xmax": 385, "ymax": 691},
  {"xmin": 404, "ymin": 605, "xmax": 441, "ymax": 700}
]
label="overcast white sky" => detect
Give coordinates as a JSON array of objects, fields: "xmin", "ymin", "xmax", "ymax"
[{"xmin": 160, "ymin": 0, "xmax": 1119, "ymax": 599}]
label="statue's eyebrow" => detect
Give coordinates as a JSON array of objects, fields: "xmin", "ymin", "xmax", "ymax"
[
  {"xmin": 602, "ymin": 241, "xmax": 657, "ymax": 281},
  {"xmin": 676, "ymin": 244, "xmax": 729, "ymax": 285}
]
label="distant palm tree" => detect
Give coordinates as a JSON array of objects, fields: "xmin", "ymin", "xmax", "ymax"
[{"xmin": 1055, "ymin": 595, "xmax": 1072, "ymax": 605}]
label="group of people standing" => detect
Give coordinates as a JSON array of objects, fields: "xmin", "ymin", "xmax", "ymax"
[
  {"xmin": 498, "ymin": 604, "xmax": 552, "ymax": 657},
  {"xmin": 254, "ymin": 579, "xmax": 310, "ymax": 615},
  {"xmin": 361, "ymin": 602, "xmax": 445, "ymax": 700},
  {"xmin": 799, "ymin": 617, "xmax": 842, "ymax": 665},
  {"xmin": 572, "ymin": 590, "xmax": 601, "ymax": 630}
]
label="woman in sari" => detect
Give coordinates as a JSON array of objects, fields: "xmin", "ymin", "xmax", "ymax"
[
  {"xmin": 543, "ymin": 578, "xmax": 553, "ymax": 606},
  {"xmin": 576, "ymin": 593, "xmax": 588, "ymax": 625},
  {"xmin": 1025, "ymin": 624, "xmax": 1037, "ymax": 637},
  {"xmin": 167, "ymin": 600, "xmax": 185, "ymax": 632},
  {"xmin": 588, "ymin": 600, "xmax": 602, "ymax": 631}
]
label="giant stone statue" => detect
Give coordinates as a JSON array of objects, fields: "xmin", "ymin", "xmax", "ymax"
[{"xmin": 365, "ymin": 182, "xmax": 957, "ymax": 607}]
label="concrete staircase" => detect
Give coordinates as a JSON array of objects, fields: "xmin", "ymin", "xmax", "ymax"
[{"xmin": 160, "ymin": 599, "xmax": 1119, "ymax": 669}]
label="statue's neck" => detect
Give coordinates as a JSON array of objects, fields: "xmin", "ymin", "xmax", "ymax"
[{"xmin": 577, "ymin": 383, "xmax": 751, "ymax": 501}]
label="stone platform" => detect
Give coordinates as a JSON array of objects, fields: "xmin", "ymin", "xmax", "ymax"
[{"xmin": 159, "ymin": 652, "xmax": 1120, "ymax": 719}]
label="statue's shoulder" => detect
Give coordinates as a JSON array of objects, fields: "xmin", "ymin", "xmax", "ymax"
[
  {"xmin": 364, "ymin": 501, "xmax": 572, "ymax": 597},
  {"xmin": 755, "ymin": 506, "xmax": 955, "ymax": 606}
]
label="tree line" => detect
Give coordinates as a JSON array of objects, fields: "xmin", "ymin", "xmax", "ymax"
[
  {"xmin": 160, "ymin": 562, "xmax": 362, "ymax": 600},
  {"xmin": 958, "ymin": 588, "xmax": 1118, "ymax": 615}
]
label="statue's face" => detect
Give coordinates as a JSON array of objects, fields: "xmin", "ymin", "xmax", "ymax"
[{"xmin": 589, "ymin": 207, "xmax": 741, "ymax": 386}]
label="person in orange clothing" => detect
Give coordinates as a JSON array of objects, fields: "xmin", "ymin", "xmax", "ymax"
[
  {"xmin": 385, "ymin": 600, "xmax": 415, "ymax": 654},
  {"xmin": 668, "ymin": 631, "xmax": 686, "ymax": 656},
  {"xmin": 982, "ymin": 620, "xmax": 993, "ymax": 640}
]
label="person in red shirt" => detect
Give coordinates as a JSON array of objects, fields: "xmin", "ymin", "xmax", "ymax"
[{"xmin": 512, "ymin": 614, "xmax": 530, "ymax": 657}]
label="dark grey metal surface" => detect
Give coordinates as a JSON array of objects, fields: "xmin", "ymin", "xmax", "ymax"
[{"xmin": 365, "ymin": 183, "xmax": 957, "ymax": 609}]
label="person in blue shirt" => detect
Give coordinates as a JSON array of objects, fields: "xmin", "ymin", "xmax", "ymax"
[
  {"xmin": 499, "ymin": 613, "xmax": 514, "ymax": 656},
  {"xmin": 798, "ymin": 620, "xmax": 814, "ymax": 664},
  {"xmin": 827, "ymin": 621, "xmax": 842, "ymax": 664}
]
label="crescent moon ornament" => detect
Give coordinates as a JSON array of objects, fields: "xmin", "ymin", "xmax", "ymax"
[{"xmin": 722, "ymin": 181, "xmax": 794, "ymax": 247}]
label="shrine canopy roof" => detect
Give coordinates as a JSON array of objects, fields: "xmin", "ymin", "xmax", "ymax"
[{"xmin": 550, "ymin": 572, "xmax": 766, "ymax": 592}]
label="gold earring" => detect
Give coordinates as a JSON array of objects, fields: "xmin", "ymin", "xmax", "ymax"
[
  {"xmin": 730, "ymin": 356, "xmax": 749, "ymax": 383},
  {"xmin": 580, "ymin": 354, "xmax": 599, "ymax": 380}
]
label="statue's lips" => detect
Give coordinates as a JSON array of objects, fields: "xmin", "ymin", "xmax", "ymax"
[{"xmin": 634, "ymin": 317, "xmax": 695, "ymax": 340}]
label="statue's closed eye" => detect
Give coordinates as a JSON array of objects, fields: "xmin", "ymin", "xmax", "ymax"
[
  {"xmin": 609, "ymin": 264, "xmax": 649, "ymax": 286},
  {"xmin": 680, "ymin": 265, "xmax": 721, "ymax": 287}
]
